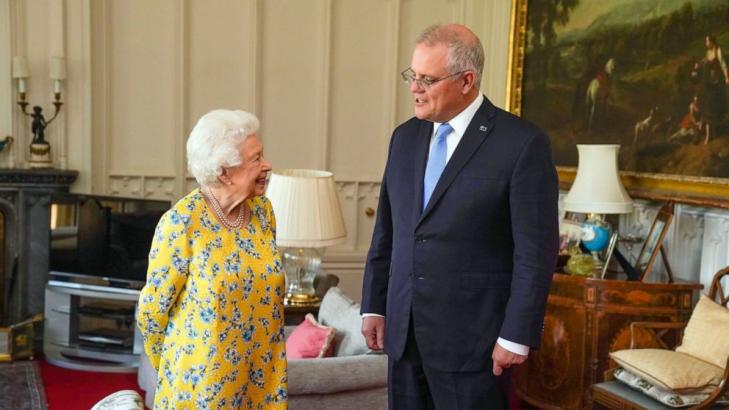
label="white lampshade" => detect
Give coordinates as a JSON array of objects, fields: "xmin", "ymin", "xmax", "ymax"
[
  {"xmin": 265, "ymin": 169, "xmax": 347, "ymax": 248},
  {"xmin": 49, "ymin": 57, "xmax": 66, "ymax": 80},
  {"xmin": 12, "ymin": 56, "xmax": 29, "ymax": 78},
  {"xmin": 563, "ymin": 144, "xmax": 633, "ymax": 214}
]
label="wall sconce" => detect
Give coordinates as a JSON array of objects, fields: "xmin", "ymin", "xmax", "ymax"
[{"xmin": 12, "ymin": 56, "xmax": 66, "ymax": 168}]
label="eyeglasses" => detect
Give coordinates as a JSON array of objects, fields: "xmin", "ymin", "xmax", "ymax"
[{"xmin": 400, "ymin": 67, "xmax": 466, "ymax": 89}]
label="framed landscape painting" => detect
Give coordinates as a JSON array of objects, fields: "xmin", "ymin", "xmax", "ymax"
[{"xmin": 507, "ymin": 0, "xmax": 729, "ymax": 208}]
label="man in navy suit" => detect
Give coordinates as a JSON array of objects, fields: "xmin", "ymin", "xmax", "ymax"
[{"xmin": 361, "ymin": 24, "xmax": 559, "ymax": 409}]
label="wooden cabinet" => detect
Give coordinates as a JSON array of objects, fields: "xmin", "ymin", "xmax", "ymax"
[{"xmin": 514, "ymin": 273, "xmax": 701, "ymax": 409}]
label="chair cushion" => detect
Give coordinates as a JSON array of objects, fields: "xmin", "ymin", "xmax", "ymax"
[
  {"xmin": 286, "ymin": 313, "xmax": 335, "ymax": 359},
  {"xmin": 676, "ymin": 294, "xmax": 729, "ymax": 369},
  {"xmin": 613, "ymin": 367, "xmax": 712, "ymax": 408},
  {"xmin": 318, "ymin": 287, "xmax": 371, "ymax": 356},
  {"xmin": 610, "ymin": 349, "xmax": 724, "ymax": 393}
]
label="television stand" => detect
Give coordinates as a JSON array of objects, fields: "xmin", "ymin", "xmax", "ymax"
[{"xmin": 44, "ymin": 280, "xmax": 141, "ymax": 373}]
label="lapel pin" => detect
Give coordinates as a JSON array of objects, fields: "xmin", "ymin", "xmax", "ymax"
[{"xmin": 479, "ymin": 125, "xmax": 488, "ymax": 132}]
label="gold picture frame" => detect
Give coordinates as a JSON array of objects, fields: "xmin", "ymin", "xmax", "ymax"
[
  {"xmin": 506, "ymin": 0, "xmax": 729, "ymax": 209},
  {"xmin": 635, "ymin": 202, "xmax": 675, "ymax": 282}
]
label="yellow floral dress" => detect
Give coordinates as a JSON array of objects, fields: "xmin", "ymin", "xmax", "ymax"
[{"xmin": 137, "ymin": 189, "xmax": 287, "ymax": 409}]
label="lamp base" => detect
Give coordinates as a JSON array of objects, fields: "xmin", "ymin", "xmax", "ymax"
[{"xmin": 284, "ymin": 293, "xmax": 320, "ymax": 307}]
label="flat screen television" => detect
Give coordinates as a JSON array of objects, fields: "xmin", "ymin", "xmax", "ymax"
[{"xmin": 49, "ymin": 193, "xmax": 171, "ymax": 287}]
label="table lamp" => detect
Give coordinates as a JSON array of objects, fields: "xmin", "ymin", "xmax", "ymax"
[
  {"xmin": 265, "ymin": 169, "xmax": 346, "ymax": 306},
  {"xmin": 563, "ymin": 144, "xmax": 633, "ymax": 274}
]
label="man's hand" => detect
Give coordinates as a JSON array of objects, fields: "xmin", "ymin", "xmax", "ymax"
[
  {"xmin": 361, "ymin": 316, "xmax": 385, "ymax": 350},
  {"xmin": 492, "ymin": 343, "xmax": 528, "ymax": 376}
]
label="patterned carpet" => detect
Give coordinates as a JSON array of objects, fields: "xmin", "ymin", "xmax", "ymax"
[{"xmin": 0, "ymin": 361, "xmax": 47, "ymax": 410}]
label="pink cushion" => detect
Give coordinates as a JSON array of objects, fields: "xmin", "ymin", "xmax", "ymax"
[{"xmin": 286, "ymin": 313, "xmax": 336, "ymax": 359}]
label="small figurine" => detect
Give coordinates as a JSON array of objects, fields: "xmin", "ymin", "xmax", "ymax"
[
  {"xmin": 18, "ymin": 100, "xmax": 60, "ymax": 168},
  {"xmin": 28, "ymin": 106, "xmax": 52, "ymax": 167},
  {"xmin": 30, "ymin": 106, "xmax": 48, "ymax": 145}
]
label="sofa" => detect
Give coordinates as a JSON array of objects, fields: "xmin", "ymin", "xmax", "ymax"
[
  {"xmin": 286, "ymin": 286, "xmax": 387, "ymax": 409},
  {"xmin": 137, "ymin": 281, "xmax": 387, "ymax": 409}
]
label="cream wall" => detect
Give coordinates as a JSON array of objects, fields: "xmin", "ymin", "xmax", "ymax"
[{"xmin": 4, "ymin": 0, "xmax": 513, "ymax": 300}]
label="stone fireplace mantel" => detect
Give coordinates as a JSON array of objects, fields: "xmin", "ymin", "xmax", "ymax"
[
  {"xmin": 0, "ymin": 168, "xmax": 78, "ymax": 326},
  {"xmin": 0, "ymin": 169, "xmax": 79, "ymax": 187}
]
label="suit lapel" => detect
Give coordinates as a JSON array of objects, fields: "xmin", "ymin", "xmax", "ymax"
[
  {"xmin": 413, "ymin": 121, "xmax": 433, "ymax": 225},
  {"xmin": 417, "ymin": 98, "xmax": 497, "ymax": 226}
]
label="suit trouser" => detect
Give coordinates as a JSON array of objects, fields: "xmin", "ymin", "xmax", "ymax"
[{"xmin": 387, "ymin": 315, "xmax": 508, "ymax": 410}]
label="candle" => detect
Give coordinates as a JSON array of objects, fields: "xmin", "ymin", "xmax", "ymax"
[
  {"xmin": 49, "ymin": 57, "xmax": 66, "ymax": 80},
  {"xmin": 53, "ymin": 79, "xmax": 62, "ymax": 94},
  {"xmin": 18, "ymin": 78, "xmax": 26, "ymax": 94}
]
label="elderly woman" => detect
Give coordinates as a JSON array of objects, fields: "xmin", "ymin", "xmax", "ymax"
[{"xmin": 137, "ymin": 109, "xmax": 286, "ymax": 409}]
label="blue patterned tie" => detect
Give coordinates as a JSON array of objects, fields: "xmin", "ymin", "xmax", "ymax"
[{"xmin": 423, "ymin": 123, "xmax": 453, "ymax": 210}]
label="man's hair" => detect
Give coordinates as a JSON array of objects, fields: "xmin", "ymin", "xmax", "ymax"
[{"xmin": 416, "ymin": 24, "xmax": 484, "ymax": 87}]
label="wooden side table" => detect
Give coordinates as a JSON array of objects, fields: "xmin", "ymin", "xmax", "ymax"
[
  {"xmin": 514, "ymin": 273, "xmax": 701, "ymax": 409},
  {"xmin": 284, "ymin": 304, "xmax": 321, "ymax": 326}
]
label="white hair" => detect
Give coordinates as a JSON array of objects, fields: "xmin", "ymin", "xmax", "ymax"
[{"xmin": 186, "ymin": 109, "xmax": 260, "ymax": 187}]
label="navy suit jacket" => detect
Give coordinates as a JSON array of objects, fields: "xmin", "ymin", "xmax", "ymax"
[{"xmin": 361, "ymin": 96, "xmax": 559, "ymax": 372}]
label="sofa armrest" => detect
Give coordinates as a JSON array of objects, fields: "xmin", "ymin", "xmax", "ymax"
[
  {"xmin": 288, "ymin": 354, "xmax": 388, "ymax": 395},
  {"xmin": 138, "ymin": 349, "xmax": 155, "ymax": 393},
  {"xmin": 137, "ymin": 349, "xmax": 157, "ymax": 409}
]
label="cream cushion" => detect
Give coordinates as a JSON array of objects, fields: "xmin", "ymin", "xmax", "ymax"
[
  {"xmin": 318, "ymin": 287, "xmax": 371, "ymax": 356},
  {"xmin": 676, "ymin": 294, "xmax": 729, "ymax": 369},
  {"xmin": 610, "ymin": 349, "xmax": 724, "ymax": 393}
]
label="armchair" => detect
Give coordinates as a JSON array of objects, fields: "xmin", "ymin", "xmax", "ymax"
[{"xmin": 593, "ymin": 266, "xmax": 729, "ymax": 409}]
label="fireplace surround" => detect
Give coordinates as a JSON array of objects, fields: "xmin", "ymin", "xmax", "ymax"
[{"xmin": 0, "ymin": 168, "xmax": 77, "ymax": 326}]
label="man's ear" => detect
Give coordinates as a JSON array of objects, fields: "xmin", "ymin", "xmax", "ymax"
[{"xmin": 461, "ymin": 71, "xmax": 476, "ymax": 94}]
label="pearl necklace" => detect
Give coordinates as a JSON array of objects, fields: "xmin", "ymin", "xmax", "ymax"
[{"xmin": 202, "ymin": 186, "xmax": 249, "ymax": 230}]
